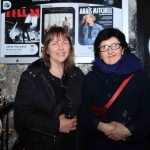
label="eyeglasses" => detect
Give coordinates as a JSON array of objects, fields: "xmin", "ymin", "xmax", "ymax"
[{"xmin": 99, "ymin": 43, "xmax": 121, "ymax": 52}]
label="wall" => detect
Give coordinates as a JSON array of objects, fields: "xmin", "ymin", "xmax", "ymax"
[{"xmin": 0, "ymin": 0, "xmax": 137, "ymax": 149}]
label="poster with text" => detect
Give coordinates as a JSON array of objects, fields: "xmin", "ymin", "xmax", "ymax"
[
  {"xmin": 41, "ymin": 5, "xmax": 75, "ymax": 46},
  {"xmin": 0, "ymin": 0, "xmax": 126, "ymax": 63},
  {"xmin": 78, "ymin": 6, "xmax": 113, "ymax": 46},
  {"xmin": 4, "ymin": 6, "xmax": 40, "ymax": 57}
]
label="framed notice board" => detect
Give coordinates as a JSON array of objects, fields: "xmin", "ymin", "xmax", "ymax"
[{"xmin": 0, "ymin": 0, "xmax": 128, "ymax": 64}]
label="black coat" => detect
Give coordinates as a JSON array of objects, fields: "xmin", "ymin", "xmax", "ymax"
[
  {"xmin": 80, "ymin": 66, "xmax": 150, "ymax": 150},
  {"xmin": 14, "ymin": 59, "xmax": 85, "ymax": 150}
]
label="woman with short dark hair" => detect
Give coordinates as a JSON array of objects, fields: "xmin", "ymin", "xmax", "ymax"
[{"xmin": 79, "ymin": 28, "xmax": 150, "ymax": 150}]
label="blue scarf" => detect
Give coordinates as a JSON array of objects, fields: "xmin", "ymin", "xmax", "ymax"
[{"xmin": 92, "ymin": 54, "xmax": 143, "ymax": 75}]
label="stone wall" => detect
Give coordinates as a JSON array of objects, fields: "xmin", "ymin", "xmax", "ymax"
[{"xmin": 0, "ymin": 0, "xmax": 137, "ymax": 149}]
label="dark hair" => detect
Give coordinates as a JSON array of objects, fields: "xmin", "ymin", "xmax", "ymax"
[
  {"xmin": 65, "ymin": 17, "xmax": 68, "ymax": 20},
  {"xmin": 42, "ymin": 26, "xmax": 75, "ymax": 71},
  {"xmin": 94, "ymin": 28, "xmax": 130, "ymax": 58}
]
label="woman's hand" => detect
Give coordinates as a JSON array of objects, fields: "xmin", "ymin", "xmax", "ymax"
[
  {"xmin": 104, "ymin": 121, "xmax": 132, "ymax": 141},
  {"xmin": 59, "ymin": 114, "xmax": 77, "ymax": 133},
  {"xmin": 97, "ymin": 122, "xmax": 116, "ymax": 132}
]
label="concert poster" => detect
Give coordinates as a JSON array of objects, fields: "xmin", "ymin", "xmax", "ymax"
[
  {"xmin": 41, "ymin": 5, "xmax": 75, "ymax": 46},
  {"xmin": 4, "ymin": 6, "xmax": 40, "ymax": 57},
  {"xmin": 0, "ymin": 0, "xmax": 127, "ymax": 63}
]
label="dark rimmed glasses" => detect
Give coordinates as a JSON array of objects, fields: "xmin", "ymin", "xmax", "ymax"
[{"xmin": 99, "ymin": 43, "xmax": 122, "ymax": 52}]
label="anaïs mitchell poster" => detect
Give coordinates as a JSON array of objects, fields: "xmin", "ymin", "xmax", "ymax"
[{"xmin": 78, "ymin": 6, "xmax": 113, "ymax": 46}]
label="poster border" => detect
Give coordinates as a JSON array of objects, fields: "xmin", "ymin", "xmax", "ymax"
[{"xmin": 0, "ymin": 0, "xmax": 129, "ymax": 64}]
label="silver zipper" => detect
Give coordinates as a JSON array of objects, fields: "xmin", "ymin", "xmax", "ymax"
[
  {"xmin": 41, "ymin": 74, "xmax": 55, "ymax": 95},
  {"xmin": 32, "ymin": 128, "xmax": 57, "ymax": 137},
  {"xmin": 66, "ymin": 94, "xmax": 72, "ymax": 104},
  {"xmin": 61, "ymin": 74, "xmax": 72, "ymax": 104},
  {"xmin": 40, "ymin": 74, "xmax": 57, "ymax": 142}
]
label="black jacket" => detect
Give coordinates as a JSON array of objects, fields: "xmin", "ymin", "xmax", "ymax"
[
  {"xmin": 14, "ymin": 59, "xmax": 84, "ymax": 150},
  {"xmin": 80, "ymin": 66, "xmax": 150, "ymax": 150}
]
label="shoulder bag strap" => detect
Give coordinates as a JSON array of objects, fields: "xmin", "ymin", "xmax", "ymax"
[
  {"xmin": 51, "ymin": 74, "xmax": 68, "ymax": 117},
  {"xmin": 105, "ymin": 73, "xmax": 134, "ymax": 109}
]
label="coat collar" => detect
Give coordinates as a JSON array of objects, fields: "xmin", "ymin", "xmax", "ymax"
[{"xmin": 27, "ymin": 58, "xmax": 77, "ymax": 78}]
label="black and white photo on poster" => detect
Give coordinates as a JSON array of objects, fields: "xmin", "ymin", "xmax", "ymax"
[
  {"xmin": 1, "ymin": 0, "xmax": 122, "ymax": 13},
  {"xmin": 0, "ymin": 0, "xmax": 126, "ymax": 62},
  {"xmin": 4, "ymin": 6, "xmax": 40, "ymax": 57},
  {"xmin": 78, "ymin": 6, "xmax": 113, "ymax": 45},
  {"xmin": 41, "ymin": 6, "xmax": 75, "ymax": 45}
]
